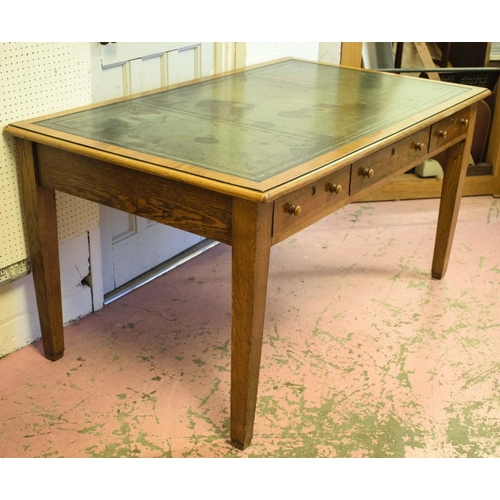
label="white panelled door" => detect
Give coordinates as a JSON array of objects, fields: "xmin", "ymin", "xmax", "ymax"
[{"xmin": 90, "ymin": 42, "xmax": 217, "ymax": 294}]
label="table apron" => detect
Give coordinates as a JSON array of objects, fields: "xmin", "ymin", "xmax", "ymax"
[
  {"xmin": 270, "ymin": 130, "xmax": 470, "ymax": 244},
  {"xmin": 31, "ymin": 105, "xmax": 473, "ymax": 250},
  {"xmin": 34, "ymin": 144, "xmax": 234, "ymax": 245}
]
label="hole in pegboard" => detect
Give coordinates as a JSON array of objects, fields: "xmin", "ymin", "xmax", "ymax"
[{"xmin": 55, "ymin": 193, "xmax": 99, "ymax": 244}]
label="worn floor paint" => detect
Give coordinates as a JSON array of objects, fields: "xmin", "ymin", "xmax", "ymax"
[{"xmin": 1, "ymin": 196, "xmax": 500, "ymax": 458}]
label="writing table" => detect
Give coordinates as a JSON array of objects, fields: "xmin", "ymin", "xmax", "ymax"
[{"xmin": 5, "ymin": 59, "xmax": 489, "ymax": 449}]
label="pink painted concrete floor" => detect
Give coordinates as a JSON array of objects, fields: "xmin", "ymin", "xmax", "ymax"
[{"xmin": 1, "ymin": 196, "xmax": 500, "ymax": 458}]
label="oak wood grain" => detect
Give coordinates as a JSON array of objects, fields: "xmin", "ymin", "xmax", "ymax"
[
  {"xmin": 432, "ymin": 104, "xmax": 478, "ymax": 278},
  {"xmin": 272, "ymin": 166, "xmax": 351, "ymax": 244},
  {"xmin": 429, "ymin": 108, "xmax": 471, "ymax": 154},
  {"xmin": 230, "ymin": 199, "xmax": 273, "ymax": 449},
  {"xmin": 35, "ymin": 145, "xmax": 233, "ymax": 245},
  {"xmin": 16, "ymin": 139, "xmax": 64, "ymax": 361},
  {"xmin": 350, "ymin": 128, "xmax": 430, "ymax": 198}
]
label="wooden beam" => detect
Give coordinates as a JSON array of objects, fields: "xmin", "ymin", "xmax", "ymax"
[
  {"xmin": 414, "ymin": 42, "xmax": 441, "ymax": 80},
  {"xmin": 340, "ymin": 42, "xmax": 363, "ymax": 68}
]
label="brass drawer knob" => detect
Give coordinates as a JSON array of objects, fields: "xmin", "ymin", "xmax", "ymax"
[
  {"xmin": 362, "ymin": 168, "xmax": 374, "ymax": 178},
  {"xmin": 287, "ymin": 204, "xmax": 302, "ymax": 216},
  {"xmin": 438, "ymin": 130, "xmax": 447, "ymax": 139},
  {"xmin": 415, "ymin": 142, "xmax": 426, "ymax": 151},
  {"xmin": 461, "ymin": 118, "xmax": 469, "ymax": 127},
  {"xmin": 329, "ymin": 183, "xmax": 342, "ymax": 195}
]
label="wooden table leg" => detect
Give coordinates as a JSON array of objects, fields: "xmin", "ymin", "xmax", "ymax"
[
  {"xmin": 432, "ymin": 104, "xmax": 477, "ymax": 279},
  {"xmin": 17, "ymin": 139, "xmax": 64, "ymax": 361},
  {"xmin": 230, "ymin": 198, "xmax": 273, "ymax": 450}
]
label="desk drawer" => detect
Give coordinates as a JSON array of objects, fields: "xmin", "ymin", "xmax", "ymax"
[
  {"xmin": 350, "ymin": 129, "xmax": 430, "ymax": 196},
  {"xmin": 272, "ymin": 166, "xmax": 351, "ymax": 243},
  {"xmin": 429, "ymin": 107, "xmax": 471, "ymax": 153}
]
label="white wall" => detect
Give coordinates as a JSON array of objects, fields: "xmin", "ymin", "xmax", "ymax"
[{"xmin": 0, "ymin": 235, "xmax": 96, "ymax": 356}]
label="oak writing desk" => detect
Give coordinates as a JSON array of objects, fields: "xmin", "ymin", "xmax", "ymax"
[{"xmin": 5, "ymin": 59, "xmax": 489, "ymax": 449}]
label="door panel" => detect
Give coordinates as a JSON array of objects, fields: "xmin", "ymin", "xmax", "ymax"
[{"xmin": 91, "ymin": 42, "xmax": 216, "ymax": 294}]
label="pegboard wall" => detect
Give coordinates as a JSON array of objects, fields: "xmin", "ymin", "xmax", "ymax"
[
  {"xmin": 245, "ymin": 42, "xmax": 320, "ymax": 66},
  {"xmin": 0, "ymin": 42, "xmax": 99, "ymax": 285}
]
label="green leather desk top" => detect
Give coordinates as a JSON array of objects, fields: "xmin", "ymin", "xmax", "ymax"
[{"xmin": 34, "ymin": 59, "xmax": 476, "ymax": 183}]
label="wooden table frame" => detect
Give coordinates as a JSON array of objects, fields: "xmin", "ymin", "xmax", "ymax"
[{"xmin": 5, "ymin": 59, "xmax": 489, "ymax": 449}]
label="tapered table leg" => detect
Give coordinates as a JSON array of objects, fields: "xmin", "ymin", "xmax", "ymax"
[
  {"xmin": 432, "ymin": 104, "xmax": 477, "ymax": 279},
  {"xmin": 230, "ymin": 198, "xmax": 273, "ymax": 450},
  {"xmin": 17, "ymin": 139, "xmax": 64, "ymax": 361}
]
